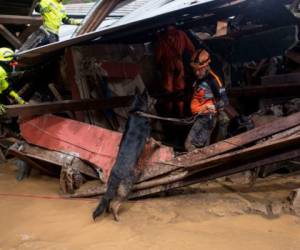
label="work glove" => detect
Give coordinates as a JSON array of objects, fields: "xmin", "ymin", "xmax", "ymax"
[{"xmin": 0, "ymin": 104, "xmax": 6, "ymax": 115}]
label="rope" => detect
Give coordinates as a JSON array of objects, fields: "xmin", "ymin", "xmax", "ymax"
[{"xmin": 134, "ymin": 111, "xmax": 204, "ymax": 125}]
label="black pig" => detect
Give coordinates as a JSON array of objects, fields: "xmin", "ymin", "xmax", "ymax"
[{"xmin": 93, "ymin": 90, "xmax": 151, "ymax": 221}]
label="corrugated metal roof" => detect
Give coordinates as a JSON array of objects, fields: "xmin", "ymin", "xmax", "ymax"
[
  {"xmin": 111, "ymin": 0, "xmax": 148, "ymax": 17},
  {"xmin": 64, "ymin": 0, "xmax": 148, "ymax": 18},
  {"xmin": 62, "ymin": 0, "xmax": 150, "ymax": 37},
  {"xmin": 111, "ymin": 0, "xmax": 214, "ymax": 26},
  {"xmin": 64, "ymin": 2, "xmax": 94, "ymax": 17},
  {"xmin": 17, "ymin": 0, "xmax": 248, "ymax": 63},
  {"xmin": 110, "ymin": 0, "xmax": 171, "ymax": 27},
  {"xmin": 0, "ymin": 0, "xmax": 35, "ymax": 15}
]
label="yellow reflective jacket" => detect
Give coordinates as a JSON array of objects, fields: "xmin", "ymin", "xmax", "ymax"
[
  {"xmin": 37, "ymin": 0, "xmax": 79, "ymax": 35},
  {"xmin": 0, "ymin": 65, "xmax": 25, "ymax": 104},
  {"xmin": 0, "ymin": 66, "xmax": 9, "ymax": 94}
]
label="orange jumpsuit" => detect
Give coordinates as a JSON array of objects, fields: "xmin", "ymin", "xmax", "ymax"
[{"xmin": 155, "ymin": 27, "xmax": 195, "ymax": 115}]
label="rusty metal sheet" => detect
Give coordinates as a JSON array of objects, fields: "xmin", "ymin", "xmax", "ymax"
[{"xmin": 20, "ymin": 114, "xmax": 174, "ymax": 181}]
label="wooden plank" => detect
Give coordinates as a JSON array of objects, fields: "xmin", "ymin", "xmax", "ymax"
[
  {"xmin": 0, "ymin": 24, "xmax": 22, "ymax": 48},
  {"xmin": 185, "ymin": 133, "xmax": 300, "ymax": 172},
  {"xmin": 64, "ymin": 47, "xmax": 85, "ymax": 121},
  {"xmin": 139, "ymin": 111, "xmax": 300, "ymax": 181},
  {"xmin": 261, "ymin": 72, "xmax": 300, "ymax": 85},
  {"xmin": 75, "ymin": 0, "xmax": 121, "ymax": 35},
  {"xmin": 0, "ymin": 15, "xmax": 42, "ymax": 25},
  {"xmin": 67, "ymin": 136, "xmax": 300, "ymax": 198},
  {"xmin": 141, "ymin": 132, "xmax": 300, "ymax": 184},
  {"xmin": 4, "ymin": 96, "xmax": 133, "ymax": 118},
  {"xmin": 131, "ymin": 147, "xmax": 300, "ymax": 199},
  {"xmin": 8, "ymin": 148, "xmax": 56, "ymax": 176},
  {"xmin": 228, "ymin": 83, "xmax": 300, "ymax": 98},
  {"xmin": 48, "ymin": 83, "xmax": 75, "ymax": 119},
  {"xmin": 19, "ymin": 142, "xmax": 98, "ymax": 178}
]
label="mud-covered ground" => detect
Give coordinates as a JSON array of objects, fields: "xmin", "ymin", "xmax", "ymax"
[{"xmin": 1, "ymin": 160, "xmax": 300, "ymax": 250}]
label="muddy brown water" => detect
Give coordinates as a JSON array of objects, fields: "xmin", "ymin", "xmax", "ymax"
[{"xmin": 1, "ymin": 160, "xmax": 300, "ymax": 250}]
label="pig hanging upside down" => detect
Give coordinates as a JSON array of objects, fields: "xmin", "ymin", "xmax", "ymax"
[{"xmin": 93, "ymin": 90, "xmax": 151, "ymax": 221}]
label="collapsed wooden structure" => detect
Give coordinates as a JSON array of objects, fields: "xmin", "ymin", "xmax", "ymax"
[
  {"xmin": 3, "ymin": 110, "xmax": 300, "ymax": 199},
  {"xmin": 0, "ymin": 0, "xmax": 299, "ymax": 211}
]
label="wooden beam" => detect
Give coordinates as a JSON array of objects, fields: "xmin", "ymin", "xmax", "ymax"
[
  {"xmin": 0, "ymin": 15, "xmax": 42, "ymax": 25},
  {"xmin": 228, "ymin": 83, "xmax": 300, "ymax": 98},
  {"xmin": 48, "ymin": 83, "xmax": 75, "ymax": 118},
  {"xmin": 261, "ymin": 72, "xmax": 300, "ymax": 85},
  {"xmin": 17, "ymin": 142, "xmax": 98, "ymax": 178},
  {"xmin": 0, "ymin": 24, "xmax": 22, "ymax": 48},
  {"xmin": 75, "ymin": 0, "xmax": 122, "ymax": 36},
  {"xmin": 4, "ymin": 96, "xmax": 133, "ymax": 118},
  {"xmin": 68, "ymin": 140, "xmax": 300, "ymax": 198},
  {"xmin": 131, "ymin": 147, "xmax": 300, "ymax": 199},
  {"xmin": 139, "ymin": 111, "xmax": 300, "ymax": 181},
  {"xmin": 8, "ymin": 147, "xmax": 56, "ymax": 176}
]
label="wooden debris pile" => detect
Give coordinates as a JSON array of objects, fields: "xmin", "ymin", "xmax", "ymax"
[{"xmin": 67, "ymin": 111, "xmax": 300, "ymax": 200}]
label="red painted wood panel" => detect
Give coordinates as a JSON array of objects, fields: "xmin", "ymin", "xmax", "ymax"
[{"xmin": 20, "ymin": 115, "xmax": 173, "ymax": 181}]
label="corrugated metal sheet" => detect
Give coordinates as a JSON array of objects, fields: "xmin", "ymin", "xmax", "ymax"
[
  {"xmin": 64, "ymin": 2, "xmax": 94, "ymax": 17},
  {"xmin": 112, "ymin": 0, "xmax": 214, "ymax": 27},
  {"xmin": 111, "ymin": 0, "xmax": 176, "ymax": 26},
  {"xmin": 17, "ymin": 0, "xmax": 247, "ymax": 63},
  {"xmin": 64, "ymin": 0, "xmax": 149, "ymax": 18},
  {"xmin": 0, "ymin": 0, "xmax": 35, "ymax": 15},
  {"xmin": 62, "ymin": 0, "xmax": 150, "ymax": 37},
  {"xmin": 111, "ymin": 0, "xmax": 149, "ymax": 17}
]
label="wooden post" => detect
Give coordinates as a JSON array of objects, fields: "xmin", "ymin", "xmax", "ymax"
[{"xmin": 0, "ymin": 24, "xmax": 22, "ymax": 48}]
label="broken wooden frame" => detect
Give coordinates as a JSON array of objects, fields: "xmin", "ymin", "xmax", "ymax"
[
  {"xmin": 68, "ymin": 112, "xmax": 300, "ymax": 198},
  {"xmin": 8, "ymin": 141, "xmax": 99, "ymax": 179},
  {"xmin": 4, "ymin": 96, "xmax": 133, "ymax": 118},
  {"xmin": 0, "ymin": 15, "xmax": 42, "ymax": 25}
]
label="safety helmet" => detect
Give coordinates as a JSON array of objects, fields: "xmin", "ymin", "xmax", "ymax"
[
  {"xmin": 0, "ymin": 47, "xmax": 14, "ymax": 62},
  {"xmin": 190, "ymin": 49, "xmax": 211, "ymax": 71}
]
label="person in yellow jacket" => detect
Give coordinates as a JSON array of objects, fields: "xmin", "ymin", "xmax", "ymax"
[
  {"xmin": 20, "ymin": 0, "xmax": 81, "ymax": 51},
  {"xmin": 0, "ymin": 48, "xmax": 25, "ymax": 115}
]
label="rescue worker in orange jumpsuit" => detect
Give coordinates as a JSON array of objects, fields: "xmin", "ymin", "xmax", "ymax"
[
  {"xmin": 185, "ymin": 49, "xmax": 229, "ymax": 151},
  {"xmin": 155, "ymin": 25, "xmax": 195, "ymax": 116}
]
